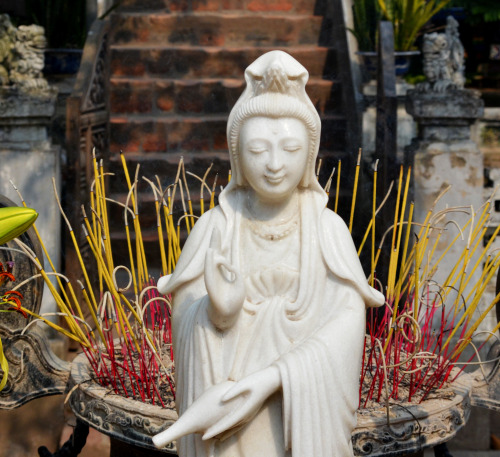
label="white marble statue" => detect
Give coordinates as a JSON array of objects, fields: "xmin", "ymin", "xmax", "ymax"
[{"xmin": 153, "ymin": 50, "xmax": 385, "ymax": 457}]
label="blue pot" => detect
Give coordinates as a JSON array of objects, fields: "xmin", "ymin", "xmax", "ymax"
[
  {"xmin": 357, "ymin": 51, "xmax": 420, "ymax": 79},
  {"xmin": 44, "ymin": 49, "xmax": 83, "ymax": 75}
]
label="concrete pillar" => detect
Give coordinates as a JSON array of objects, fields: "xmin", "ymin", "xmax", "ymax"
[
  {"xmin": 406, "ymin": 88, "xmax": 494, "ymax": 332},
  {"xmin": 0, "ymin": 87, "xmax": 61, "ymax": 318}
]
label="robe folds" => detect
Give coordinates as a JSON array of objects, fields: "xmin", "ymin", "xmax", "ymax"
[{"xmin": 160, "ymin": 188, "xmax": 385, "ymax": 457}]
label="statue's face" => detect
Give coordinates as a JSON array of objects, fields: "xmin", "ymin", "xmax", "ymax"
[{"xmin": 239, "ymin": 117, "xmax": 308, "ymax": 202}]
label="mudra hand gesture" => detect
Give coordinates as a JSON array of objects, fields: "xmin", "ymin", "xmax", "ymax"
[{"xmin": 204, "ymin": 228, "xmax": 245, "ymax": 330}]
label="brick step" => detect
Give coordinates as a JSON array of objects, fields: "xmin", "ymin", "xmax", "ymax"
[
  {"xmin": 111, "ymin": 12, "xmax": 322, "ymax": 47},
  {"xmin": 118, "ymin": 0, "xmax": 317, "ymax": 14},
  {"xmin": 110, "ymin": 45, "xmax": 337, "ymax": 80},
  {"xmin": 110, "ymin": 115, "xmax": 228, "ymax": 153},
  {"xmin": 109, "ymin": 114, "xmax": 347, "ymax": 154},
  {"xmin": 109, "ymin": 77, "xmax": 343, "ymax": 117}
]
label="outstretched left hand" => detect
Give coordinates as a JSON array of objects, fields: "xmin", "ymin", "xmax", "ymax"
[{"xmin": 202, "ymin": 365, "xmax": 281, "ymax": 440}]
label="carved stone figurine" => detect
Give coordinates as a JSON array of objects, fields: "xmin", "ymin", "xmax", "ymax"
[
  {"xmin": 419, "ymin": 16, "xmax": 465, "ymax": 93},
  {"xmin": 0, "ymin": 14, "xmax": 15, "ymax": 86},
  {"xmin": 0, "ymin": 14, "xmax": 48, "ymax": 90},
  {"xmin": 9, "ymin": 24, "xmax": 48, "ymax": 90},
  {"xmin": 153, "ymin": 51, "xmax": 385, "ymax": 457}
]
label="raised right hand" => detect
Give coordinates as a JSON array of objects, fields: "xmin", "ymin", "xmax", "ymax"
[{"xmin": 204, "ymin": 228, "xmax": 245, "ymax": 330}]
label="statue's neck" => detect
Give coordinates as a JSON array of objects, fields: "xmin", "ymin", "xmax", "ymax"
[{"xmin": 245, "ymin": 189, "xmax": 300, "ymax": 224}]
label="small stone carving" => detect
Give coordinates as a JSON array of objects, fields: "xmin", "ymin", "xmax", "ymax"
[
  {"xmin": 152, "ymin": 50, "xmax": 385, "ymax": 457},
  {"xmin": 0, "ymin": 14, "xmax": 15, "ymax": 86},
  {"xmin": 419, "ymin": 16, "xmax": 465, "ymax": 93},
  {"xmin": 0, "ymin": 14, "xmax": 48, "ymax": 90},
  {"xmin": 10, "ymin": 25, "xmax": 48, "ymax": 90}
]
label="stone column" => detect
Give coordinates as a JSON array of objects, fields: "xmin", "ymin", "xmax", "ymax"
[
  {"xmin": 406, "ymin": 88, "xmax": 492, "ymax": 330},
  {"xmin": 0, "ymin": 87, "xmax": 61, "ymax": 317}
]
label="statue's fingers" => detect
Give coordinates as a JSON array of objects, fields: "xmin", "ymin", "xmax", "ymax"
[
  {"xmin": 214, "ymin": 256, "xmax": 238, "ymax": 283},
  {"xmin": 202, "ymin": 414, "xmax": 241, "ymax": 441},
  {"xmin": 221, "ymin": 384, "xmax": 247, "ymax": 403}
]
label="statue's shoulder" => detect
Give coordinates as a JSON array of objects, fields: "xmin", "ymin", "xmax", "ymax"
[
  {"xmin": 318, "ymin": 207, "xmax": 359, "ymax": 260},
  {"xmin": 181, "ymin": 205, "xmax": 227, "ymax": 253},
  {"xmin": 190, "ymin": 206, "xmax": 224, "ymax": 234},
  {"xmin": 320, "ymin": 208, "xmax": 350, "ymax": 234}
]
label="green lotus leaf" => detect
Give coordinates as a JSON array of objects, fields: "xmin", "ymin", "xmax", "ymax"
[{"xmin": 0, "ymin": 207, "xmax": 38, "ymax": 245}]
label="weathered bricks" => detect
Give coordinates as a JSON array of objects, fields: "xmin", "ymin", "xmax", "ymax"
[
  {"xmin": 109, "ymin": 113, "xmax": 346, "ymax": 157},
  {"xmin": 110, "ymin": 46, "xmax": 335, "ymax": 79},
  {"xmin": 109, "ymin": 2, "xmax": 347, "ymax": 196},
  {"xmin": 111, "ymin": 78, "xmax": 242, "ymax": 115},
  {"xmin": 110, "ymin": 116, "xmax": 229, "ymax": 154},
  {"xmin": 246, "ymin": 0, "xmax": 293, "ymax": 12},
  {"xmin": 110, "ymin": 78, "xmax": 340, "ymax": 116},
  {"xmin": 119, "ymin": 0, "xmax": 316, "ymax": 13},
  {"xmin": 110, "ymin": 13, "xmax": 323, "ymax": 47},
  {"xmin": 110, "ymin": 80, "xmax": 154, "ymax": 113},
  {"xmin": 107, "ymin": 0, "xmax": 349, "ymax": 272}
]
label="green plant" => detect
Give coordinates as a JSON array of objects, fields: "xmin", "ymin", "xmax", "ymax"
[
  {"xmin": 377, "ymin": 0, "xmax": 452, "ymax": 51},
  {"xmin": 351, "ymin": 0, "xmax": 452, "ymax": 52},
  {"xmin": 350, "ymin": 0, "xmax": 382, "ymax": 52}
]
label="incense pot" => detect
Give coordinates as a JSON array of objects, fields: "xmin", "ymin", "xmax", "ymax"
[
  {"xmin": 68, "ymin": 351, "xmax": 471, "ymax": 457},
  {"xmin": 152, "ymin": 50, "xmax": 385, "ymax": 457}
]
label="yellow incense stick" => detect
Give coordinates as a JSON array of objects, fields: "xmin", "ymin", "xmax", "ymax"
[
  {"xmin": 334, "ymin": 160, "xmax": 341, "ymax": 214},
  {"xmin": 349, "ymin": 149, "xmax": 362, "ymax": 233}
]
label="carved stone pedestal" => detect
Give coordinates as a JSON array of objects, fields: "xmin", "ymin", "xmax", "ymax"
[{"xmin": 0, "ymin": 86, "xmax": 61, "ymax": 316}]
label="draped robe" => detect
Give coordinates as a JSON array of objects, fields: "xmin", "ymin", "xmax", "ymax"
[{"xmin": 160, "ymin": 188, "xmax": 384, "ymax": 457}]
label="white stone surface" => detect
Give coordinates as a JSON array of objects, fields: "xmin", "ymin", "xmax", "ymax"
[
  {"xmin": 153, "ymin": 50, "xmax": 385, "ymax": 457},
  {"xmin": 413, "ymin": 140, "xmax": 496, "ymax": 332},
  {"xmin": 0, "ymin": 146, "xmax": 61, "ymax": 317}
]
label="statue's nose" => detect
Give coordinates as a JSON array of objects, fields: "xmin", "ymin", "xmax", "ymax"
[{"xmin": 266, "ymin": 151, "xmax": 284, "ymax": 173}]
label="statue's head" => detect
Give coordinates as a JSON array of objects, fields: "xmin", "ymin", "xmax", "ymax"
[{"xmin": 226, "ymin": 51, "xmax": 322, "ymax": 194}]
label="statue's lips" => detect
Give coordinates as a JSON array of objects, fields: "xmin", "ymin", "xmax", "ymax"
[{"xmin": 265, "ymin": 174, "xmax": 285, "ymax": 184}]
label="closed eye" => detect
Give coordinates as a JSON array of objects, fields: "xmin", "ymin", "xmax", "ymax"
[
  {"xmin": 283, "ymin": 144, "xmax": 302, "ymax": 153},
  {"xmin": 246, "ymin": 139, "xmax": 269, "ymax": 154},
  {"xmin": 249, "ymin": 147, "xmax": 267, "ymax": 154}
]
